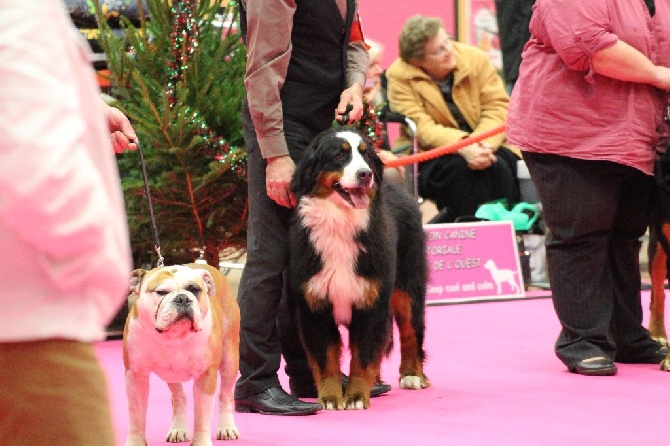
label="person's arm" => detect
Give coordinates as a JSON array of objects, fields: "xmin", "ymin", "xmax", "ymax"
[
  {"xmin": 243, "ymin": 0, "xmax": 295, "ymax": 160},
  {"xmin": 386, "ymin": 60, "xmax": 469, "ymax": 148},
  {"xmin": 337, "ymin": 5, "xmax": 368, "ymax": 124},
  {"xmin": 243, "ymin": 0, "xmax": 297, "ymax": 208},
  {"xmin": 536, "ymin": 0, "xmax": 670, "ymax": 90},
  {"xmin": 592, "ymin": 40, "xmax": 670, "ymax": 90},
  {"xmin": 467, "ymin": 46, "xmax": 508, "ymax": 150}
]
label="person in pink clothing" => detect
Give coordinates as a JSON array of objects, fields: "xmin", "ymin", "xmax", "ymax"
[
  {"xmin": 507, "ymin": 0, "xmax": 670, "ymax": 376},
  {"xmin": 0, "ymin": 1, "xmax": 137, "ymax": 444}
]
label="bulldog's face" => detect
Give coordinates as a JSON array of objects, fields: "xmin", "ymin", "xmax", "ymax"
[{"xmin": 130, "ymin": 265, "xmax": 216, "ymax": 335}]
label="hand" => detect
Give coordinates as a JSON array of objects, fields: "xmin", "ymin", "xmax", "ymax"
[
  {"xmin": 458, "ymin": 143, "xmax": 496, "ymax": 170},
  {"xmin": 335, "ymin": 83, "xmax": 364, "ymax": 124},
  {"xmin": 107, "ymin": 106, "xmax": 138, "ymax": 153},
  {"xmin": 266, "ymin": 155, "xmax": 297, "ymax": 208},
  {"xmin": 377, "ymin": 150, "xmax": 406, "ymax": 181}
]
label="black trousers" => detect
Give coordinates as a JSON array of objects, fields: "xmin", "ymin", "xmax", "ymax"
[
  {"xmin": 419, "ymin": 146, "xmax": 520, "ymax": 218},
  {"xmin": 523, "ymin": 152, "xmax": 660, "ymax": 368},
  {"xmin": 235, "ymin": 92, "xmax": 336, "ymax": 398}
]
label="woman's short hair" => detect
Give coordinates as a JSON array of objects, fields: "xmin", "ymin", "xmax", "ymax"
[{"xmin": 398, "ymin": 15, "xmax": 444, "ymax": 63}]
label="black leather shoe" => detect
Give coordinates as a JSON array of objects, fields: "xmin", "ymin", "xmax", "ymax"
[
  {"xmin": 571, "ymin": 358, "xmax": 617, "ymax": 376},
  {"xmin": 616, "ymin": 345, "xmax": 669, "ymax": 364},
  {"xmin": 235, "ymin": 386, "xmax": 321, "ymax": 415},
  {"xmin": 636, "ymin": 346, "xmax": 669, "ymax": 364},
  {"xmin": 291, "ymin": 375, "xmax": 392, "ymax": 398},
  {"xmin": 342, "ymin": 375, "xmax": 392, "ymax": 397}
]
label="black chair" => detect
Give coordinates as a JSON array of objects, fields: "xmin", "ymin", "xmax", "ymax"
[{"xmin": 379, "ymin": 71, "xmax": 420, "ymax": 199}]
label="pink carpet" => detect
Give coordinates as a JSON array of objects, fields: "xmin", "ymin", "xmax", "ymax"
[{"xmin": 97, "ymin": 291, "xmax": 670, "ymax": 445}]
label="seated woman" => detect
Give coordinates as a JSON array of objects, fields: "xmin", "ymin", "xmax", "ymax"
[{"xmin": 386, "ymin": 15, "xmax": 520, "ymax": 221}]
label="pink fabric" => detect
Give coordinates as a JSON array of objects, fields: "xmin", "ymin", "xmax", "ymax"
[
  {"xmin": 0, "ymin": 0, "xmax": 132, "ymax": 342},
  {"xmin": 507, "ymin": 0, "xmax": 670, "ymax": 175}
]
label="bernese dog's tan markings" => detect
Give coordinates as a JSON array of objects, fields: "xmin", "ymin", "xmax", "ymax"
[
  {"xmin": 307, "ymin": 344, "xmax": 346, "ymax": 410},
  {"xmin": 392, "ymin": 290, "xmax": 431, "ymax": 389},
  {"xmin": 345, "ymin": 344, "xmax": 383, "ymax": 410}
]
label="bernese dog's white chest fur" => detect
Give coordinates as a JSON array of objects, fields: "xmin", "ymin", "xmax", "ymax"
[{"xmin": 297, "ymin": 196, "xmax": 372, "ymax": 325}]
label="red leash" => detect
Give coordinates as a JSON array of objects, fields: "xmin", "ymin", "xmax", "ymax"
[{"xmin": 383, "ymin": 124, "xmax": 506, "ymax": 168}]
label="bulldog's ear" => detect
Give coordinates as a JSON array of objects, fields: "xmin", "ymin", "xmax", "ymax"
[
  {"xmin": 199, "ymin": 270, "xmax": 216, "ymax": 297},
  {"xmin": 129, "ymin": 269, "xmax": 147, "ymax": 294}
]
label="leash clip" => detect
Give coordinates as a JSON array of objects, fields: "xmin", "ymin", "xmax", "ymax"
[{"xmin": 338, "ymin": 103, "xmax": 353, "ymax": 126}]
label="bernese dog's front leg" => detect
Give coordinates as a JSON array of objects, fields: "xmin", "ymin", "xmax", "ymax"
[
  {"xmin": 345, "ymin": 344, "xmax": 381, "ymax": 410},
  {"xmin": 297, "ymin": 308, "xmax": 346, "ymax": 410},
  {"xmin": 308, "ymin": 343, "xmax": 345, "ymax": 410}
]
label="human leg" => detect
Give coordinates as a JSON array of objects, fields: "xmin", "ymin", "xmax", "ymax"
[
  {"xmin": 234, "ymin": 104, "xmax": 320, "ymax": 415},
  {"xmin": 0, "ymin": 340, "xmax": 115, "ymax": 446},
  {"xmin": 523, "ymin": 153, "xmax": 621, "ymax": 370},
  {"xmin": 234, "ymin": 108, "xmax": 289, "ymax": 399}
]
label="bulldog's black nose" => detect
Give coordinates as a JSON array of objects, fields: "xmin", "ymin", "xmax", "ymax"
[
  {"xmin": 173, "ymin": 293, "xmax": 190, "ymax": 307},
  {"xmin": 356, "ymin": 169, "xmax": 373, "ymax": 184}
]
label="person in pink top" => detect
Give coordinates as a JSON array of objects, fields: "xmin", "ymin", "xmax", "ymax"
[
  {"xmin": 0, "ymin": 1, "xmax": 137, "ymax": 444},
  {"xmin": 507, "ymin": 0, "xmax": 670, "ymax": 376}
]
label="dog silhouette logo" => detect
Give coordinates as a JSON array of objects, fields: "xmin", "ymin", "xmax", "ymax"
[{"xmin": 483, "ymin": 259, "xmax": 521, "ymax": 294}]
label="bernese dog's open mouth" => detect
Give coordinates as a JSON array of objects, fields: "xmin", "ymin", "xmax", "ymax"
[{"xmin": 332, "ymin": 181, "xmax": 370, "ymax": 209}]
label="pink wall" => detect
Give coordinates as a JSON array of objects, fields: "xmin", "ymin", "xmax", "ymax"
[{"xmin": 358, "ymin": 2, "xmax": 456, "ymax": 69}]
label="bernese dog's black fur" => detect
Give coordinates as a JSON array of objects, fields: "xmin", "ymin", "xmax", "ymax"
[{"xmin": 289, "ymin": 127, "xmax": 430, "ymax": 410}]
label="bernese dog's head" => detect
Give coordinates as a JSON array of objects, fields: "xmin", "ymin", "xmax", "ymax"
[{"xmin": 291, "ymin": 127, "xmax": 384, "ymax": 210}]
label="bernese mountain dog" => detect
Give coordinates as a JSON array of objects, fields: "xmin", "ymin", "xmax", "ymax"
[{"xmin": 289, "ymin": 127, "xmax": 430, "ymax": 410}]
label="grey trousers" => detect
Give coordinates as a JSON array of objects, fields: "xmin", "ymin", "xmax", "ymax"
[
  {"xmin": 234, "ymin": 99, "xmax": 328, "ymax": 399},
  {"xmin": 523, "ymin": 152, "xmax": 660, "ymax": 369}
]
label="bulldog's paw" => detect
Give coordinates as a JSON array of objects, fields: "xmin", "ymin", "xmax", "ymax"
[
  {"xmin": 190, "ymin": 435, "xmax": 214, "ymax": 446},
  {"xmin": 217, "ymin": 425, "xmax": 240, "ymax": 441},
  {"xmin": 399, "ymin": 374, "xmax": 431, "ymax": 389},
  {"xmin": 124, "ymin": 434, "xmax": 147, "ymax": 446},
  {"xmin": 165, "ymin": 426, "xmax": 189, "ymax": 443}
]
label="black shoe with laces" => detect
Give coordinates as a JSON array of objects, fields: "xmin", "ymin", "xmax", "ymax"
[{"xmin": 235, "ymin": 386, "xmax": 321, "ymax": 415}]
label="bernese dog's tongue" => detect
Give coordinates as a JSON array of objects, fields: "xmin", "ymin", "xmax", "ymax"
[{"xmin": 348, "ymin": 188, "xmax": 369, "ymax": 209}]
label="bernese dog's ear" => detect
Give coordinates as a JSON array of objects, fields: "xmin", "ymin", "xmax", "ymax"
[
  {"xmin": 361, "ymin": 132, "xmax": 385, "ymax": 187},
  {"xmin": 290, "ymin": 130, "xmax": 330, "ymax": 197}
]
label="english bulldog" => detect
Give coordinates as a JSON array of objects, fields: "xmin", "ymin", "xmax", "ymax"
[{"xmin": 123, "ymin": 263, "xmax": 240, "ymax": 445}]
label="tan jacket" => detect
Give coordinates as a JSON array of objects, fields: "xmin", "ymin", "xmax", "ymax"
[{"xmin": 386, "ymin": 41, "xmax": 519, "ymax": 157}]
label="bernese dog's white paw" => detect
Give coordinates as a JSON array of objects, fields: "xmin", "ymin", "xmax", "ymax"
[
  {"xmin": 400, "ymin": 375, "xmax": 428, "ymax": 390},
  {"xmin": 345, "ymin": 397, "xmax": 367, "ymax": 410}
]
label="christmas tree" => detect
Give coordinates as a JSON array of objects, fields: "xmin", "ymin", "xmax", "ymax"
[{"xmin": 95, "ymin": 0, "xmax": 248, "ymax": 267}]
